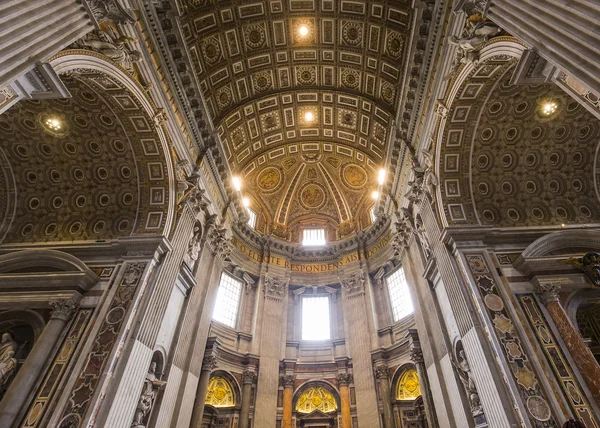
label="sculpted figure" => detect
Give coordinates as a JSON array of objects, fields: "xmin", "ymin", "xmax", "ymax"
[
  {"xmin": 452, "ymin": 350, "xmax": 483, "ymax": 416},
  {"xmin": 131, "ymin": 362, "xmax": 166, "ymax": 428},
  {"xmin": 414, "ymin": 217, "xmax": 432, "ymax": 260},
  {"xmin": 446, "ymin": 16, "xmax": 502, "ymax": 77},
  {"xmin": 77, "ymin": 29, "xmax": 142, "ymax": 74},
  {"xmin": 0, "ymin": 333, "xmax": 18, "ymax": 390}
]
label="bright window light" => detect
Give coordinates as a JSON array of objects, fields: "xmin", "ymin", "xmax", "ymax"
[
  {"xmin": 213, "ymin": 273, "xmax": 242, "ymax": 328},
  {"xmin": 247, "ymin": 209, "xmax": 257, "ymax": 229},
  {"xmin": 370, "ymin": 207, "xmax": 377, "ymax": 223},
  {"xmin": 387, "ymin": 268, "xmax": 414, "ymax": 322},
  {"xmin": 302, "ymin": 296, "xmax": 330, "ymax": 340},
  {"xmin": 303, "ymin": 229, "xmax": 326, "ymax": 246}
]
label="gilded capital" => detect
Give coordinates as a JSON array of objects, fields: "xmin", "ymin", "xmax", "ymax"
[{"xmin": 49, "ymin": 299, "xmax": 78, "ymax": 321}]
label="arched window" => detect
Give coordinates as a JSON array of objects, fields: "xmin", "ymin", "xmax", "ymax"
[
  {"xmin": 205, "ymin": 376, "xmax": 236, "ymax": 408},
  {"xmin": 396, "ymin": 368, "xmax": 421, "ymax": 401},
  {"xmin": 296, "ymin": 386, "xmax": 338, "ymax": 414}
]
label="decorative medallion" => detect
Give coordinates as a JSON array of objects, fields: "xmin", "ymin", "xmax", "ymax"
[
  {"xmin": 244, "ymin": 24, "xmax": 267, "ymax": 49},
  {"xmin": 216, "ymin": 86, "xmax": 233, "ymax": 109},
  {"xmin": 484, "ymin": 293, "xmax": 504, "ymax": 311},
  {"xmin": 342, "ymin": 164, "xmax": 367, "ymax": 188},
  {"xmin": 492, "ymin": 314, "xmax": 513, "ymax": 335},
  {"xmin": 201, "ymin": 37, "xmax": 222, "ymax": 64},
  {"xmin": 386, "ymin": 31, "xmax": 404, "ymax": 58},
  {"xmin": 342, "ymin": 21, "xmax": 363, "ymax": 46},
  {"xmin": 505, "ymin": 342, "xmax": 522, "ymax": 358},
  {"xmin": 341, "ymin": 69, "xmax": 360, "ymax": 90},
  {"xmin": 381, "ymin": 81, "xmax": 396, "ymax": 104},
  {"xmin": 526, "ymin": 396, "xmax": 551, "ymax": 421},
  {"xmin": 257, "ymin": 167, "xmax": 282, "ymax": 192},
  {"xmin": 252, "ymin": 71, "xmax": 273, "ymax": 92},
  {"xmin": 300, "ymin": 184, "xmax": 326, "ymax": 209},
  {"xmin": 296, "ymin": 66, "xmax": 316, "ymax": 85}
]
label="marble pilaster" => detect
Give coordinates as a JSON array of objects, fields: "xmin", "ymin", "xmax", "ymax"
[
  {"xmin": 535, "ymin": 282, "xmax": 600, "ymax": 408},
  {"xmin": 0, "ymin": 298, "xmax": 77, "ymax": 427},
  {"xmin": 337, "ymin": 373, "xmax": 353, "ymax": 428}
]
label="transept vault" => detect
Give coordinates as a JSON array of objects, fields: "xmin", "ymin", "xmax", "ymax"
[{"xmin": 0, "ymin": 1, "xmax": 600, "ymax": 428}]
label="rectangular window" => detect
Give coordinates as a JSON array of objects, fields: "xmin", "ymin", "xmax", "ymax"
[
  {"xmin": 247, "ymin": 209, "xmax": 257, "ymax": 229},
  {"xmin": 370, "ymin": 207, "xmax": 377, "ymax": 223},
  {"xmin": 387, "ymin": 268, "xmax": 414, "ymax": 322},
  {"xmin": 302, "ymin": 296, "xmax": 330, "ymax": 340},
  {"xmin": 213, "ymin": 273, "xmax": 242, "ymax": 328},
  {"xmin": 302, "ymin": 229, "xmax": 326, "ymax": 246}
]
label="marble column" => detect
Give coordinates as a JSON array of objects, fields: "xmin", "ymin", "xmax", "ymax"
[
  {"xmin": 375, "ymin": 364, "xmax": 394, "ymax": 428},
  {"xmin": 189, "ymin": 354, "xmax": 217, "ymax": 428},
  {"xmin": 0, "ymin": 298, "xmax": 77, "ymax": 427},
  {"xmin": 282, "ymin": 375, "xmax": 295, "ymax": 428},
  {"xmin": 240, "ymin": 369, "xmax": 256, "ymax": 428},
  {"xmin": 337, "ymin": 373, "xmax": 352, "ymax": 428},
  {"xmin": 536, "ymin": 282, "xmax": 600, "ymax": 408},
  {"xmin": 409, "ymin": 338, "xmax": 439, "ymax": 428}
]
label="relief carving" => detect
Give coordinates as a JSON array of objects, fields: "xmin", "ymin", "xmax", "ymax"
[
  {"xmin": 131, "ymin": 362, "xmax": 166, "ymax": 428},
  {"xmin": 0, "ymin": 333, "xmax": 18, "ymax": 396},
  {"xmin": 263, "ymin": 274, "xmax": 289, "ymax": 301},
  {"xmin": 339, "ymin": 269, "xmax": 366, "ymax": 298},
  {"xmin": 50, "ymin": 299, "xmax": 79, "ymax": 322},
  {"xmin": 451, "ymin": 344, "xmax": 484, "ymax": 418}
]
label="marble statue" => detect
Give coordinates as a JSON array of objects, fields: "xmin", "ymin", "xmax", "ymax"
[
  {"xmin": 446, "ymin": 16, "xmax": 502, "ymax": 78},
  {"xmin": 76, "ymin": 28, "xmax": 142, "ymax": 74},
  {"xmin": 131, "ymin": 362, "xmax": 166, "ymax": 428},
  {"xmin": 0, "ymin": 333, "xmax": 18, "ymax": 390},
  {"xmin": 414, "ymin": 217, "xmax": 433, "ymax": 260},
  {"xmin": 452, "ymin": 350, "xmax": 483, "ymax": 416}
]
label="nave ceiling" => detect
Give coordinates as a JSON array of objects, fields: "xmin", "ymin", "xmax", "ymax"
[{"xmin": 179, "ymin": 0, "xmax": 414, "ymax": 242}]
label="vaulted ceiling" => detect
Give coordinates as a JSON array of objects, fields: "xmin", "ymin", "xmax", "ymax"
[{"xmin": 180, "ymin": 0, "xmax": 414, "ymax": 242}]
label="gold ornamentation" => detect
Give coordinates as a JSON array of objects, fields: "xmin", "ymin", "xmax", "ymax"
[
  {"xmin": 396, "ymin": 369, "xmax": 421, "ymax": 400},
  {"xmin": 257, "ymin": 167, "xmax": 282, "ymax": 191},
  {"xmin": 300, "ymin": 184, "xmax": 325, "ymax": 208},
  {"xmin": 342, "ymin": 164, "xmax": 367, "ymax": 188},
  {"xmin": 205, "ymin": 377, "xmax": 235, "ymax": 408},
  {"xmin": 296, "ymin": 387, "xmax": 337, "ymax": 414}
]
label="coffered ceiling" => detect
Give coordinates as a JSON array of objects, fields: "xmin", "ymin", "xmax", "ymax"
[{"xmin": 179, "ymin": 0, "xmax": 414, "ymax": 241}]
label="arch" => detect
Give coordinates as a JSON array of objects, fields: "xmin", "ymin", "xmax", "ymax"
[
  {"xmin": 205, "ymin": 371, "xmax": 239, "ymax": 408},
  {"xmin": 434, "ymin": 37, "xmax": 600, "ymax": 228},
  {"xmin": 396, "ymin": 368, "xmax": 421, "ymax": 401},
  {"xmin": 293, "ymin": 380, "xmax": 341, "ymax": 413},
  {"xmin": 0, "ymin": 310, "xmax": 46, "ymax": 343},
  {"xmin": 0, "ymin": 50, "xmax": 175, "ymax": 242},
  {"xmin": 294, "ymin": 385, "xmax": 338, "ymax": 414},
  {"xmin": 520, "ymin": 230, "xmax": 600, "ymax": 259},
  {"xmin": 0, "ymin": 250, "xmax": 99, "ymax": 294}
]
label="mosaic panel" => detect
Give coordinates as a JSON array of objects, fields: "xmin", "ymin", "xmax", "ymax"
[
  {"xmin": 519, "ymin": 295, "xmax": 599, "ymax": 428},
  {"xmin": 465, "ymin": 253, "xmax": 559, "ymax": 428}
]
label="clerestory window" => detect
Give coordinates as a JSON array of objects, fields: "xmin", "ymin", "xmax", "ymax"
[
  {"xmin": 387, "ymin": 268, "xmax": 414, "ymax": 322},
  {"xmin": 213, "ymin": 273, "xmax": 242, "ymax": 328}
]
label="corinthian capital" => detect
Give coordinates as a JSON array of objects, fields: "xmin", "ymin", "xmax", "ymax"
[
  {"xmin": 50, "ymin": 299, "xmax": 78, "ymax": 321},
  {"xmin": 535, "ymin": 282, "xmax": 560, "ymax": 305}
]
